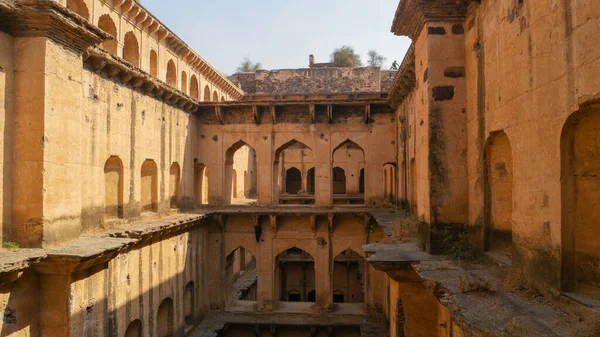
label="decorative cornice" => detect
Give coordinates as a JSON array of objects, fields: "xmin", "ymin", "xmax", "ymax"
[
  {"xmin": 84, "ymin": 47, "xmax": 203, "ymax": 113},
  {"xmin": 391, "ymin": 0, "xmax": 470, "ymax": 39},
  {"xmin": 388, "ymin": 43, "xmax": 416, "ymax": 109},
  {"xmin": 0, "ymin": 0, "xmax": 110, "ymax": 53},
  {"xmin": 95, "ymin": 0, "xmax": 244, "ymax": 99}
]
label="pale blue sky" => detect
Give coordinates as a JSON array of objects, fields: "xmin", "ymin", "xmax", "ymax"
[{"xmin": 142, "ymin": 0, "xmax": 412, "ymax": 75}]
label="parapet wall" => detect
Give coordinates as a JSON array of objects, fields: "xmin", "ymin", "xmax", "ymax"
[{"xmin": 236, "ymin": 67, "xmax": 387, "ymax": 95}]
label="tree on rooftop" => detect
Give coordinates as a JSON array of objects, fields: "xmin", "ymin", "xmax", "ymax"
[
  {"xmin": 236, "ymin": 58, "xmax": 262, "ymax": 73},
  {"xmin": 367, "ymin": 50, "xmax": 386, "ymax": 68},
  {"xmin": 331, "ymin": 46, "xmax": 362, "ymax": 67}
]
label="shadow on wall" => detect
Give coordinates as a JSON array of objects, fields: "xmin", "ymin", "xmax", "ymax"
[{"xmin": 0, "ymin": 220, "xmax": 210, "ymax": 337}]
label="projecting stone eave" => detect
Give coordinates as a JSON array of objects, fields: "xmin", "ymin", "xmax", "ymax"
[
  {"xmin": 388, "ymin": 43, "xmax": 416, "ymax": 109},
  {"xmin": 0, "ymin": 0, "xmax": 112, "ymax": 53},
  {"xmin": 390, "ymin": 0, "xmax": 471, "ymax": 39}
]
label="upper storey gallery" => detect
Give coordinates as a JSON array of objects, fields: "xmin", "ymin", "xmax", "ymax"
[{"xmin": 61, "ymin": 0, "xmax": 243, "ymax": 101}]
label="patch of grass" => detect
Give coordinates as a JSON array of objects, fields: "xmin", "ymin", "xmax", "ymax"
[
  {"xmin": 442, "ymin": 227, "xmax": 473, "ymax": 260},
  {"xmin": 508, "ymin": 270, "xmax": 543, "ymax": 299},
  {"xmin": 458, "ymin": 274, "xmax": 495, "ymax": 294},
  {"xmin": 2, "ymin": 242, "xmax": 19, "ymax": 250}
]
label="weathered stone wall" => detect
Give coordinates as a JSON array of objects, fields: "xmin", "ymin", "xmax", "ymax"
[
  {"xmin": 395, "ymin": 0, "xmax": 600, "ymax": 289},
  {"xmin": 0, "ymin": 31, "xmax": 13, "ymax": 244},
  {"xmin": 219, "ymin": 214, "xmax": 390, "ymax": 312},
  {"xmin": 380, "ymin": 70, "xmax": 397, "ymax": 92},
  {"xmin": 464, "ymin": 0, "xmax": 600, "ymax": 287},
  {"xmin": 252, "ymin": 68, "xmax": 382, "ymax": 94},
  {"xmin": 80, "ymin": 66, "xmax": 195, "ymax": 228},
  {"xmin": 196, "ymin": 117, "xmax": 396, "ymax": 207},
  {"xmin": 69, "ymin": 226, "xmax": 207, "ymax": 337},
  {"xmin": 0, "ymin": 270, "xmax": 39, "ymax": 337},
  {"xmin": 233, "ymin": 72, "xmax": 257, "ymax": 94}
]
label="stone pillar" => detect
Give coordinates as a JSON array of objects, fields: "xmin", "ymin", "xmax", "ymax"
[
  {"xmin": 11, "ymin": 37, "xmax": 83, "ymax": 247},
  {"xmin": 255, "ymin": 129, "xmax": 272, "ymax": 206},
  {"xmin": 315, "ymin": 236, "xmax": 332, "ymax": 312},
  {"xmin": 257, "ymin": 229, "xmax": 274, "ymax": 311},
  {"xmin": 314, "ymin": 126, "xmax": 332, "ymax": 207},
  {"xmin": 35, "ymin": 264, "xmax": 75, "ymax": 337},
  {"xmin": 421, "ymin": 22, "xmax": 468, "ymax": 226}
]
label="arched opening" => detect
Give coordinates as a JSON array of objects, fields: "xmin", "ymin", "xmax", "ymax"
[
  {"xmin": 275, "ymin": 247, "xmax": 315, "ymax": 305},
  {"xmin": 67, "ymin": 0, "xmax": 89, "ymax": 20},
  {"xmin": 141, "ymin": 160, "xmax": 158, "ymax": 213},
  {"xmin": 204, "ymin": 85, "xmax": 211, "ymax": 101},
  {"xmin": 184, "ymin": 282, "xmax": 195, "ymax": 331},
  {"xmin": 307, "ymin": 290, "xmax": 316, "ymax": 303},
  {"xmin": 333, "ymin": 249, "xmax": 365, "ymax": 305},
  {"xmin": 221, "ymin": 96, "xmax": 226, "ymax": 101},
  {"xmin": 213, "ymin": 91, "xmax": 219, "ymax": 102},
  {"xmin": 307, "ymin": 168, "xmax": 315, "ymax": 195},
  {"xmin": 287, "ymin": 290, "xmax": 301, "ymax": 302},
  {"xmin": 409, "ymin": 158, "xmax": 417, "ymax": 214},
  {"xmin": 359, "ymin": 168, "xmax": 365, "ymax": 194},
  {"xmin": 333, "ymin": 290, "xmax": 345, "ymax": 303},
  {"xmin": 226, "ymin": 247, "xmax": 257, "ymax": 305},
  {"xmin": 122, "ymin": 32, "xmax": 140, "ymax": 67},
  {"xmin": 243, "ymin": 171, "xmax": 249, "ymax": 198},
  {"xmin": 561, "ymin": 108, "xmax": 600, "ymax": 295},
  {"xmin": 194, "ymin": 164, "xmax": 209, "ymax": 205},
  {"xmin": 384, "ymin": 164, "xmax": 397, "ymax": 204},
  {"xmin": 484, "ymin": 131, "xmax": 513, "ymax": 258},
  {"xmin": 166, "ymin": 60, "xmax": 177, "ymax": 87},
  {"xmin": 98, "ymin": 15, "xmax": 118, "ymax": 54},
  {"xmin": 104, "ymin": 156, "xmax": 123, "ymax": 219},
  {"xmin": 156, "ymin": 298, "xmax": 173, "ymax": 337},
  {"xmin": 150, "ymin": 50, "xmax": 158, "ymax": 77},
  {"xmin": 225, "ymin": 141, "xmax": 257, "ymax": 205},
  {"xmin": 181, "ymin": 71, "xmax": 187, "ymax": 94},
  {"xmin": 124, "ymin": 319, "xmax": 142, "ymax": 337},
  {"xmin": 274, "ymin": 140, "xmax": 315, "ymax": 204},
  {"xmin": 333, "ymin": 167, "xmax": 346, "ymax": 195},
  {"xmin": 333, "ymin": 140, "xmax": 365, "ymax": 204},
  {"xmin": 232, "ymin": 169, "xmax": 238, "ymax": 199},
  {"xmin": 190, "ymin": 75, "xmax": 199, "ymax": 99},
  {"xmin": 285, "ymin": 167, "xmax": 302, "ymax": 194},
  {"xmin": 169, "ymin": 163, "xmax": 180, "ymax": 208}
]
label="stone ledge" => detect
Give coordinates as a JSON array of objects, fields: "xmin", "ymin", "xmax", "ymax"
[
  {"xmin": 388, "ymin": 43, "xmax": 416, "ymax": 109},
  {"xmin": 0, "ymin": 213, "xmax": 208, "ymax": 277},
  {"xmin": 366, "ymin": 241, "xmax": 599, "ymax": 336},
  {"xmin": 191, "ymin": 311, "xmax": 377, "ymax": 337}
]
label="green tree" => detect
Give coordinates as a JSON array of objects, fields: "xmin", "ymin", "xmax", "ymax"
[
  {"xmin": 236, "ymin": 58, "xmax": 262, "ymax": 73},
  {"xmin": 367, "ymin": 50, "xmax": 386, "ymax": 68},
  {"xmin": 330, "ymin": 46, "xmax": 362, "ymax": 67}
]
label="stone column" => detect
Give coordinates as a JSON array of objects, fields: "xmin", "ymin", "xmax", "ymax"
[
  {"xmin": 314, "ymin": 126, "xmax": 332, "ymax": 207},
  {"xmin": 35, "ymin": 262, "xmax": 77, "ymax": 337},
  {"xmin": 315, "ymin": 236, "xmax": 332, "ymax": 312},
  {"xmin": 257, "ymin": 228, "xmax": 274, "ymax": 311},
  {"xmin": 4, "ymin": 4, "xmax": 107, "ymax": 247},
  {"xmin": 11, "ymin": 36, "xmax": 84, "ymax": 247},
  {"xmin": 421, "ymin": 22, "xmax": 468, "ymax": 226}
]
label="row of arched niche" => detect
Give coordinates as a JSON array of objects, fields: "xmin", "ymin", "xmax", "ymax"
[
  {"xmin": 225, "ymin": 246, "xmax": 365, "ymax": 307},
  {"xmin": 218, "ymin": 139, "xmax": 370, "ymax": 206},
  {"xmin": 67, "ymin": 0, "xmax": 226, "ymax": 102},
  {"xmin": 405, "ymin": 109, "xmax": 599, "ymax": 298},
  {"xmin": 102, "ymin": 138, "xmax": 397, "ymax": 219},
  {"xmin": 123, "ymin": 282, "xmax": 195, "ymax": 337}
]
